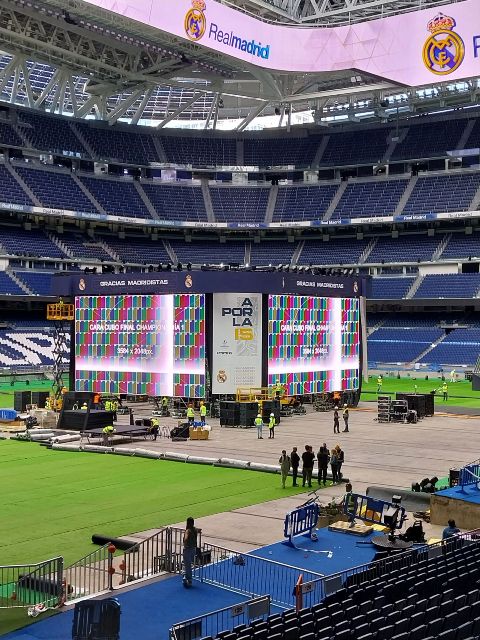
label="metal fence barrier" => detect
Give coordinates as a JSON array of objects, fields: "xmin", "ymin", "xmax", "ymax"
[
  {"xmin": 194, "ymin": 542, "xmax": 323, "ymax": 609},
  {"xmin": 64, "ymin": 544, "xmax": 114, "ymax": 603},
  {"xmin": 458, "ymin": 459, "xmax": 480, "ymax": 491},
  {"xmin": 170, "ymin": 595, "xmax": 271, "ymax": 640},
  {"xmin": 0, "ymin": 556, "xmax": 63, "ymax": 609}
]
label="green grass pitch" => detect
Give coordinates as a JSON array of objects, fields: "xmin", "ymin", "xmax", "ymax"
[
  {"xmin": 0, "ymin": 380, "xmax": 57, "ymax": 409},
  {"xmin": 361, "ymin": 376, "xmax": 480, "ymax": 408},
  {"xmin": 0, "ymin": 439, "xmax": 310, "ymax": 567}
]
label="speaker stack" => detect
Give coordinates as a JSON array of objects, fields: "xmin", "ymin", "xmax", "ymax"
[
  {"xmin": 261, "ymin": 400, "xmax": 281, "ymax": 425},
  {"xmin": 219, "ymin": 401, "xmax": 258, "ymax": 427},
  {"xmin": 396, "ymin": 393, "xmax": 433, "ymax": 419},
  {"xmin": 14, "ymin": 391, "xmax": 31, "ymax": 412}
]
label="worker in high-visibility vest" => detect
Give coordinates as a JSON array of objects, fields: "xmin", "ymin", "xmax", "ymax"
[
  {"xmin": 255, "ymin": 413, "xmax": 263, "ymax": 439},
  {"xmin": 80, "ymin": 402, "xmax": 88, "ymax": 411},
  {"xmin": 377, "ymin": 375, "xmax": 383, "ymax": 393},
  {"xmin": 442, "ymin": 382, "xmax": 448, "ymax": 402},
  {"xmin": 268, "ymin": 413, "xmax": 276, "ymax": 439},
  {"xmin": 104, "ymin": 399, "xmax": 112, "ymax": 412},
  {"xmin": 161, "ymin": 396, "xmax": 169, "ymax": 416},
  {"xmin": 112, "ymin": 400, "xmax": 118, "ymax": 422},
  {"xmin": 200, "ymin": 401, "xmax": 207, "ymax": 426},
  {"xmin": 274, "ymin": 382, "xmax": 284, "ymax": 399},
  {"xmin": 102, "ymin": 425, "xmax": 115, "ymax": 445},
  {"xmin": 187, "ymin": 404, "xmax": 195, "ymax": 425},
  {"xmin": 150, "ymin": 417, "xmax": 159, "ymax": 441}
]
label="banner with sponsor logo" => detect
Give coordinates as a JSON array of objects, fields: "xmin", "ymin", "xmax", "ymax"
[
  {"xmin": 85, "ymin": 0, "xmax": 480, "ymax": 86},
  {"xmin": 212, "ymin": 292, "xmax": 263, "ymax": 395}
]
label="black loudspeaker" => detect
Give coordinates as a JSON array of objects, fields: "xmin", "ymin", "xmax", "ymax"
[
  {"xmin": 14, "ymin": 391, "xmax": 31, "ymax": 412},
  {"xmin": 31, "ymin": 391, "xmax": 50, "ymax": 407},
  {"xmin": 219, "ymin": 401, "xmax": 258, "ymax": 427},
  {"xmin": 396, "ymin": 393, "xmax": 427, "ymax": 419},
  {"xmin": 261, "ymin": 400, "xmax": 281, "ymax": 424},
  {"xmin": 424, "ymin": 393, "xmax": 435, "ymax": 416},
  {"xmin": 449, "ymin": 468, "xmax": 460, "ymax": 487}
]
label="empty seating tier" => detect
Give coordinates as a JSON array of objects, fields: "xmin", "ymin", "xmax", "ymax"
[{"xmin": 273, "ymin": 185, "xmax": 338, "ymax": 222}]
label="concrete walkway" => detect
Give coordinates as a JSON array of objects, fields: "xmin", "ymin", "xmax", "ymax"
[{"xmin": 113, "ymin": 402, "xmax": 474, "ymax": 548}]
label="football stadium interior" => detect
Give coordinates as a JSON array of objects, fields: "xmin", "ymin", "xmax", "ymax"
[{"xmin": 2, "ymin": 0, "xmax": 480, "ymax": 639}]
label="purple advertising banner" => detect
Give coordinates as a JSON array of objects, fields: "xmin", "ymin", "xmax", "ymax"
[{"xmin": 83, "ymin": 0, "xmax": 480, "ymax": 85}]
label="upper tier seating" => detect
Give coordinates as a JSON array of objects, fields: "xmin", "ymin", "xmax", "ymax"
[
  {"xmin": 210, "ymin": 187, "xmax": 269, "ymax": 223},
  {"xmin": 391, "ymin": 118, "xmax": 468, "ymax": 160},
  {"xmin": 273, "ymin": 185, "xmax": 338, "ymax": 221},
  {"xmin": 0, "ymin": 121, "xmax": 23, "ymax": 147},
  {"xmin": 415, "ymin": 274, "xmax": 480, "ymax": 298},
  {"xmin": 332, "ymin": 179, "xmax": 408, "ymax": 219},
  {"xmin": 15, "ymin": 166, "xmax": 96, "ymax": 212},
  {"xmin": 320, "ymin": 128, "xmax": 390, "ymax": 166},
  {"xmin": 59, "ymin": 235, "xmax": 113, "ymax": 261},
  {"xmin": 402, "ymin": 173, "xmax": 480, "ymax": 215},
  {"xmin": 18, "ymin": 111, "xmax": 87, "ymax": 157},
  {"xmin": 0, "ymin": 272, "xmax": 27, "ymax": 295},
  {"xmin": 169, "ymin": 240, "xmax": 246, "ymax": 265},
  {"xmin": 15, "ymin": 271, "xmax": 53, "ymax": 296},
  {"xmin": 0, "ymin": 164, "xmax": 33, "ymax": 206},
  {"xmin": 103, "ymin": 236, "xmax": 171, "ymax": 264},
  {"xmin": 442, "ymin": 233, "xmax": 480, "ymax": 259},
  {"xmin": 76, "ymin": 122, "xmax": 159, "ymax": 165},
  {"xmin": 300, "ymin": 238, "xmax": 368, "ymax": 265},
  {"xmin": 367, "ymin": 235, "xmax": 443, "ymax": 263},
  {"xmin": 161, "ymin": 136, "xmax": 236, "ymax": 166},
  {"xmin": 421, "ymin": 330, "xmax": 480, "ymax": 365},
  {"xmin": 80, "ymin": 176, "xmax": 152, "ymax": 219},
  {"xmin": 0, "ymin": 227, "xmax": 66, "ymax": 258},
  {"xmin": 0, "ymin": 328, "xmax": 69, "ymax": 367},
  {"xmin": 250, "ymin": 241, "xmax": 296, "ymax": 266},
  {"xmin": 370, "ymin": 277, "xmax": 415, "ymax": 299},
  {"xmin": 142, "ymin": 183, "xmax": 207, "ymax": 221},
  {"xmin": 244, "ymin": 137, "xmax": 321, "ymax": 167}
]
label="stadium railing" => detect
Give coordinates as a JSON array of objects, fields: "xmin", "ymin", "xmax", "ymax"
[
  {"xmin": 0, "ymin": 556, "xmax": 63, "ymax": 610},
  {"xmin": 458, "ymin": 459, "xmax": 480, "ymax": 492},
  {"xmin": 64, "ymin": 544, "xmax": 114, "ymax": 603},
  {"xmin": 169, "ymin": 595, "xmax": 271, "ymax": 640}
]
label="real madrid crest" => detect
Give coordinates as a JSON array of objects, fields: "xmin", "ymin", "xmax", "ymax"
[
  {"xmin": 185, "ymin": 0, "xmax": 207, "ymax": 41},
  {"xmin": 422, "ymin": 13, "xmax": 465, "ymax": 76}
]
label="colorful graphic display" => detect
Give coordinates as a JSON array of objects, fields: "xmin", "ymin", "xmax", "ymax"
[
  {"xmin": 75, "ymin": 294, "xmax": 205, "ymax": 397},
  {"xmin": 268, "ymin": 295, "xmax": 359, "ymax": 396}
]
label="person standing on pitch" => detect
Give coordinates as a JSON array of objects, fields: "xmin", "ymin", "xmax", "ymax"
[
  {"xmin": 279, "ymin": 450, "xmax": 291, "ymax": 489},
  {"xmin": 333, "ymin": 407, "xmax": 340, "ymax": 434},
  {"xmin": 377, "ymin": 375, "xmax": 383, "ymax": 393},
  {"xmin": 450, "ymin": 369, "xmax": 456, "ymax": 383},
  {"xmin": 183, "ymin": 517, "xmax": 200, "ymax": 588},
  {"xmin": 336, "ymin": 445, "xmax": 345, "ymax": 481},
  {"xmin": 442, "ymin": 382, "xmax": 448, "ymax": 401},
  {"xmin": 290, "ymin": 447, "xmax": 300, "ymax": 486},
  {"xmin": 317, "ymin": 443, "xmax": 330, "ymax": 486},
  {"xmin": 342, "ymin": 404, "xmax": 349, "ymax": 432},
  {"xmin": 330, "ymin": 447, "xmax": 339, "ymax": 484},
  {"xmin": 302, "ymin": 445, "xmax": 315, "ymax": 488},
  {"xmin": 255, "ymin": 413, "xmax": 263, "ymax": 439},
  {"xmin": 200, "ymin": 401, "xmax": 207, "ymax": 426},
  {"xmin": 268, "ymin": 412, "xmax": 276, "ymax": 439},
  {"xmin": 187, "ymin": 404, "xmax": 195, "ymax": 425}
]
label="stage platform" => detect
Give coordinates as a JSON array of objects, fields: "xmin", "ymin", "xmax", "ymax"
[{"xmin": 431, "ymin": 486, "xmax": 480, "ymax": 529}]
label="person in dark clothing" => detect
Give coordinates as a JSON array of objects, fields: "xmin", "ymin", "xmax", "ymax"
[
  {"xmin": 183, "ymin": 517, "xmax": 200, "ymax": 587},
  {"xmin": 333, "ymin": 408, "xmax": 340, "ymax": 434},
  {"xmin": 330, "ymin": 448, "xmax": 339, "ymax": 484},
  {"xmin": 317, "ymin": 443, "xmax": 330, "ymax": 486},
  {"xmin": 336, "ymin": 445, "xmax": 345, "ymax": 481},
  {"xmin": 290, "ymin": 447, "xmax": 300, "ymax": 487},
  {"xmin": 302, "ymin": 445, "xmax": 315, "ymax": 488}
]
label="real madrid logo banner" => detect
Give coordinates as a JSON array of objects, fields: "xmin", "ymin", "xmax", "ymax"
[{"xmin": 423, "ymin": 13, "xmax": 465, "ymax": 75}]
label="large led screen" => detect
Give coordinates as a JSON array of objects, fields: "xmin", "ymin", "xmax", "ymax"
[
  {"xmin": 75, "ymin": 293, "xmax": 205, "ymax": 397},
  {"xmin": 268, "ymin": 295, "xmax": 359, "ymax": 396}
]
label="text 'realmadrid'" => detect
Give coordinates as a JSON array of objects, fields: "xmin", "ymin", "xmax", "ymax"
[{"xmin": 209, "ymin": 23, "xmax": 270, "ymax": 59}]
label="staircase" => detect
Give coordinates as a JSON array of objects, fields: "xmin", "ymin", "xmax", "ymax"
[
  {"xmin": 394, "ymin": 176, "xmax": 418, "ymax": 216},
  {"xmin": 8, "ymin": 270, "xmax": 33, "ymax": 294},
  {"xmin": 405, "ymin": 274, "xmax": 424, "ymax": 299},
  {"xmin": 244, "ymin": 242, "xmax": 251, "ymax": 267},
  {"xmin": 432, "ymin": 233, "xmax": 451, "ymax": 260},
  {"xmin": 98, "ymin": 239, "xmax": 120, "ymax": 261},
  {"xmin": 6, "ymin": 163, "xmax": 41, "ymax": 206},
  {"xmin": 359, "ymin": 238, "xmax": 377, "ymax": 264},
  {"xmin": 382, "ymin": 128, "xmax": 409, "ymax": 163},
  {"xmin": 71, "ymin": 174, "xmax": 107, "ymax": 215},
  {"xmin": 469, "ymin": 180, "xmax": 480, "ymax": 211},
  {"xmin": 46, "ymin": 231, "xmax": 70, "ymax": 257},
  {"xmin": 12, "ymin": 124, "xmax": 32, "ymax": 148},
  {"xmin": 292, "ymin": 240, "xmax": 304, "ymax": 265},
  {"xmin": 312, "ymin": 135, "xmax": 330, "ymax": 168},
  {"xmin": 367, "ymin": 318, "xmax": 386, "ymax": 336},
  {"xmin": 134, "ymin": 182, "xmax": 159, "ymax": 220},
  {"xmin": 455, "ymin": 119, "xmax": 476, "ymax": 152},
  {"xmin": 201, "ymin": 180, "xmax": 215, "ymax": 222},
  {"xmin": 153, "ymin": 136, "xmax": 168, "ymax": 163},
  {"xmin": 163, "ymin": 239, "xmax": 177, "ymax": 263},
  {"xmin": 264, "ymin": 184, "xmax": 278, "ymax": 223},
  {"xmin": 409, "ymin": 333, "xmax": 448, "ymax": 367},
  {"xmin": 323, "ymin": 181, "xmax": 347, "ymax": 221},
  {"xmin": 69, "ymin": 123, "xmax": 97, "ymax": 159}
]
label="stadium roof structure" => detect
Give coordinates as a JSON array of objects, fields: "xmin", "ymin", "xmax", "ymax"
[{"xmin": 0, "ymin": 0, "xmax": 477, "ymax": 129}]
